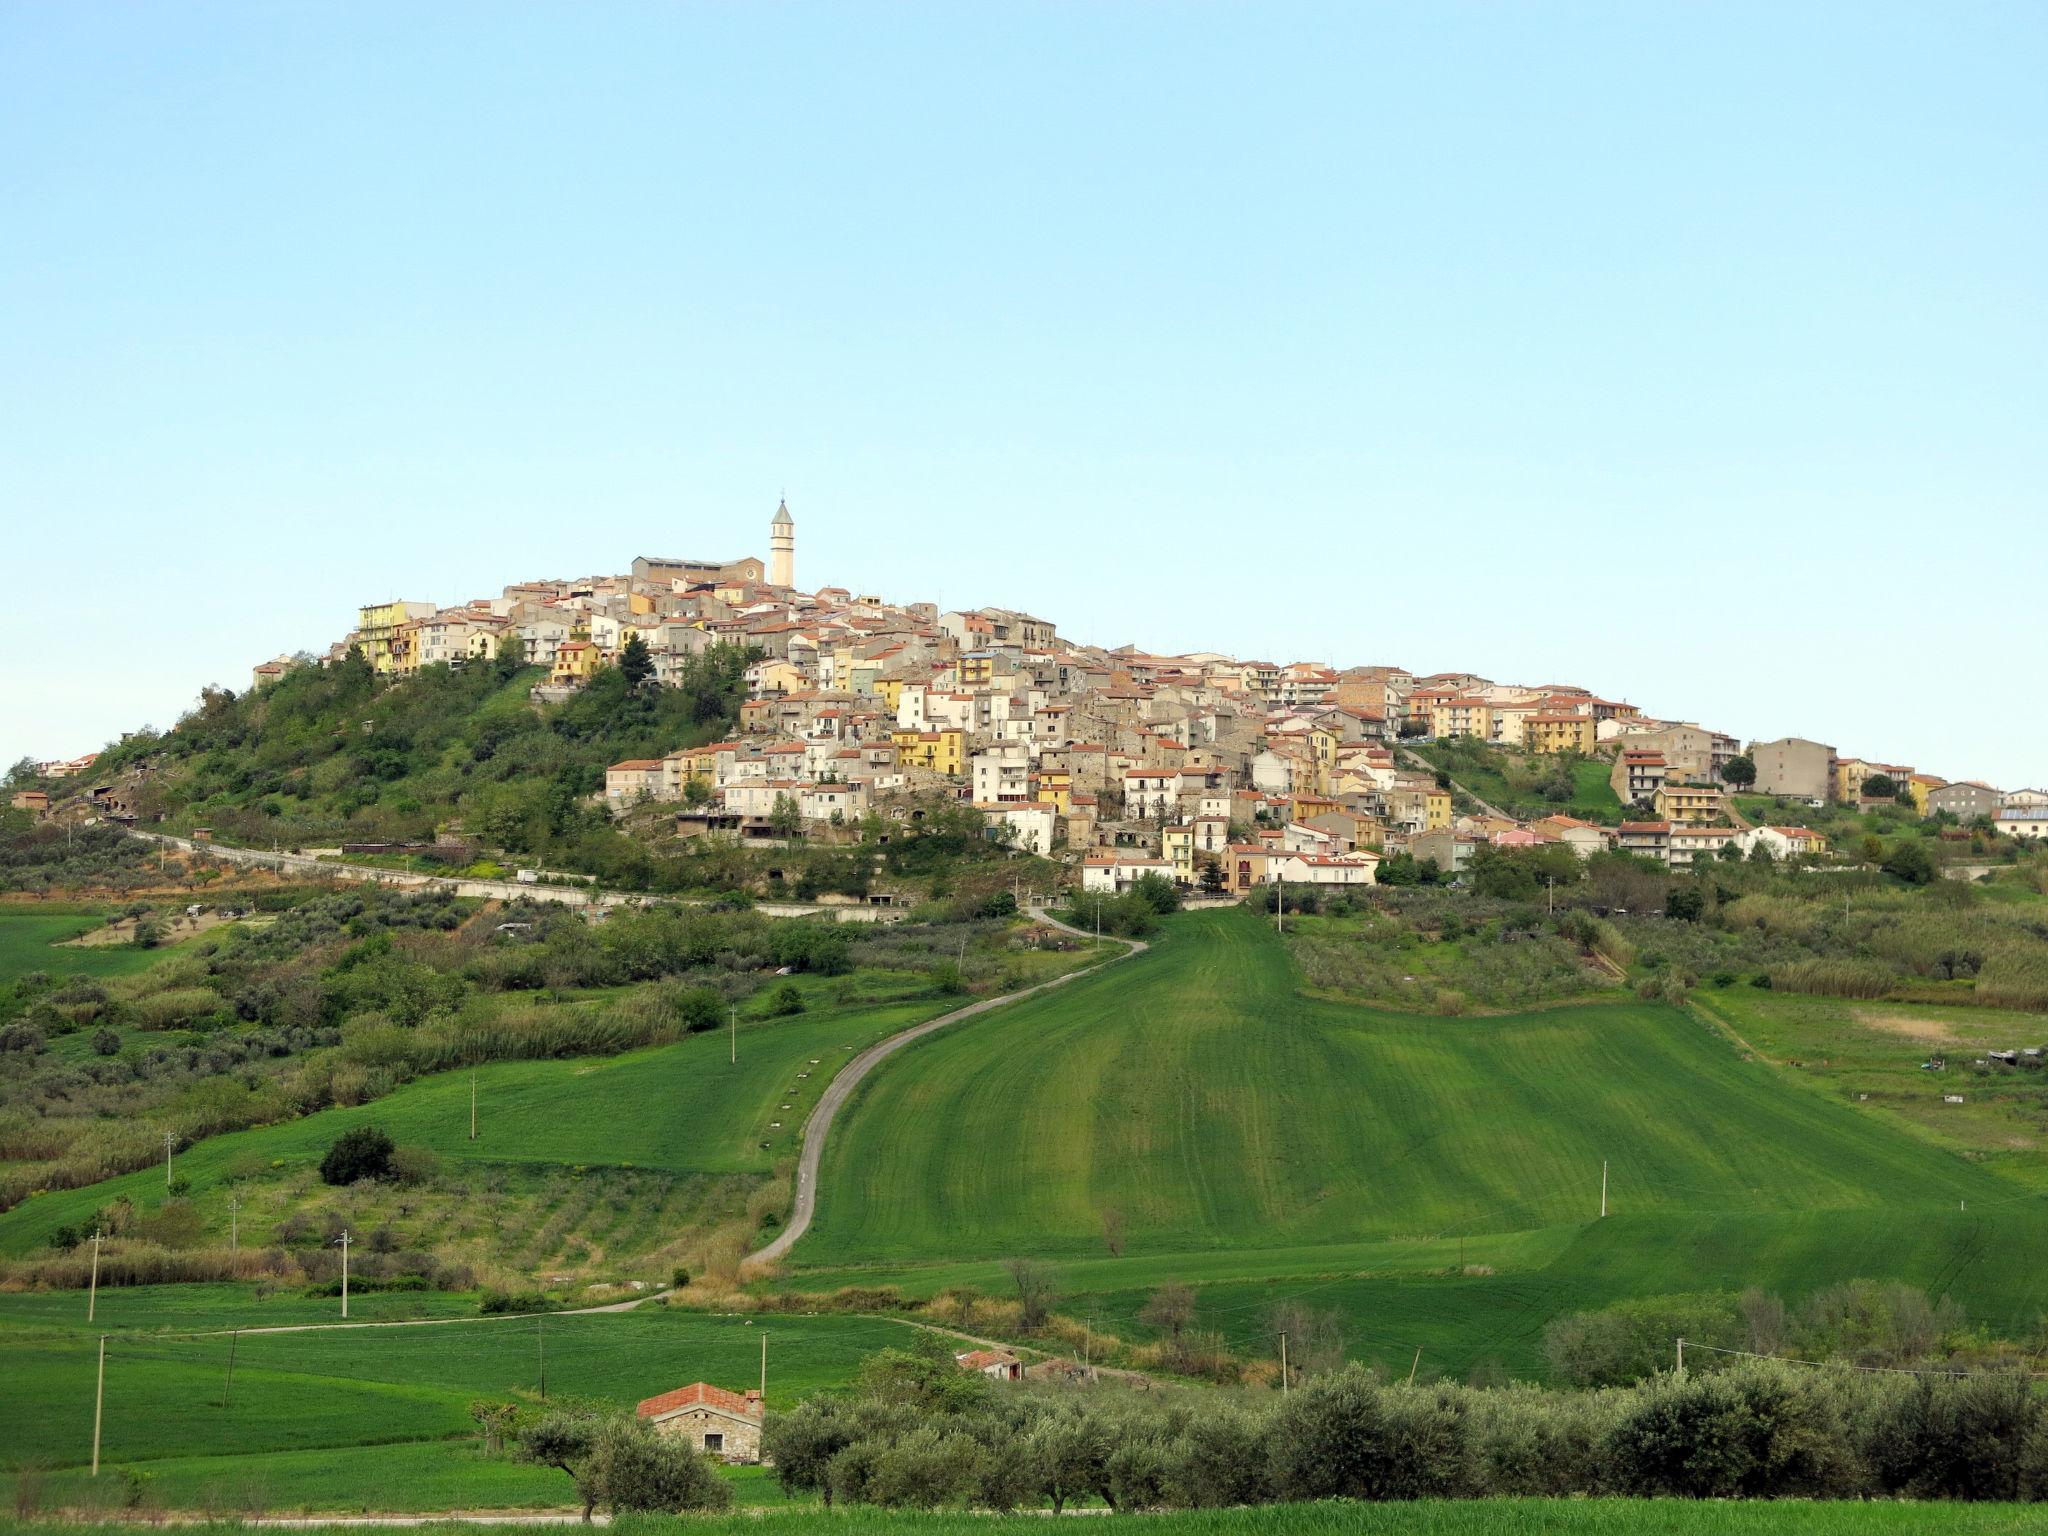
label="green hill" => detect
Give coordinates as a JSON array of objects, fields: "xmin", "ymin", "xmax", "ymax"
[
  {"xmin": 786, "ymin": 908, "xmax": 2048, "ymax": 1372},
  {"xmin": 78, "ymin": 645, "xmax": 754, "ymax": 888}
]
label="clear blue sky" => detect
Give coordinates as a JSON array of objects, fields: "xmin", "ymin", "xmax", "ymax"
[{"xmin": 4, "ymin": 3, "xmax": 2043, "ymax": 784}]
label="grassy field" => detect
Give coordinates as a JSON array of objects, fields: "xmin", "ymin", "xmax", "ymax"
[
  {"xmin": 0, "ymin": 909, "xmax": 174, "ymax": 985},
  {"xmin": 0, "ymin": 983, "xmax": 958, "ymax": 1259},
  {"xmin": 797, "ymin": 909, "xmax": 2008, "ymax": 1263},
  {"xmin": 1695, "ymin": 990, "xmax": 2048, "ymax": 1187},
  {"xmin": 0, "ymin": 1297, "xmax": 908, "ymax": 1509},
  {"xmin": 784, "ymin": 909, "xmax": 2048, "ymax": 1375},
  {"xmin": 7, "ymin": 1502, "xmax": 2046, "ymax": 1531},
  {"xmin": 1410, "ymin": 744, "xmax": 1623, "ymax": 822}
]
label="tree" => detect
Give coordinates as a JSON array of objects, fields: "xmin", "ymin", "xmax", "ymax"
[
  {"xmin": 1723, "ymin": 754, "xmax": 1757, "ymax": 791},
  {"xmin": 618, "ymin": 635, "xmax": 655, "ymax": 690},
  {"xmin": 764, "ymin": 1398, "xmax": 859, "ymax": 1506},
  {"xmin": 90, "ymin": 1026, "xmax": 121, "ymax": 1056},
  {"xmin": 1861, "ymin": 773, "xmax": 1898, "ymax": 801},
  {"xmin": 680, "ymin": 775, "xmax": 712, "ymax": 808},
  {"xmin": 494, "ymin": 632, "xmax": 528, "ymax": 679},
  {"xmin": 1665, "ymin": 885, "xmax": 1706, "ymax": 922},
  {"xmin": 769, "ymin": 793, "xmax": 802, "ymax": 839},
  {"xmin": 1198, "ymin": 857, "xmax": 1225, "ymax": 896},
  {"xmin": 1006, "ymin": 1256, "xmax": 1060, "ymax": 1332},
  {"xmin": 674, "ymin": 986, "xmax": 725, "ymax": 1032},
  {"xmin": 1100, "ymin": 1207, "xmax": 1126, "ymax": 1258},
  {"xmin": 4, "ymin": 757, "xmax": 37, "ymax": 787},
  {"xmin": 766, "ymin": 980, "xmax": 805, "ymax": 1015},
  {"xmin": 519, "ymin": 1410, "xmax": 603, "ymax": 1520},
  {"xmin": 855, "ymin": 1336, "xmax": 988, "ymax": 1412},
  {"xmin": 1881, "ymin": 837, "xmax": 1937, "ymax": 885},
  {"xmin": 320, "ymin": 1125, "xmax": 396, "ymax": 1185},
  {"xmin": 576, "ymin": 1416, "xmax": 732, "ymax": 1516},
  {"xmin": 1129, "ymin": 870, "xmax": 1180, "ymax": 914},
  {"xmin": 1138, "ymin": 1283, "xmax": 1197, "ymax": 1359}
]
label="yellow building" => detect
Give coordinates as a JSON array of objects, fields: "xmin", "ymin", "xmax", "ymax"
[
  {"xmin": 1162, "ymin": 824, "xmax": 1195, "ymax": 884},
  {"xmin": 1653, "ymin": 782, "xmax": 1727, "ymax": 825},
  {"xmin": 1425, "ymin": 786, "xmax": 1452, "ymax": 831},
  {"xmin": 1525, "ymin": 713, "xmax": 1596, "ymax": 755},
  {"xmin": 958, "ymin": 653, "xmax": 996, "ymax": 687},
  {"xmin": 874, "ymin": 678, "xmax": 907, "ymax": 713},
  {"xmin": 1429, "ymin": 697, "xmax": 1493, "ymax": 741},
  {"xmin": 1032, "ymin": 767, "xmax": 1073, "ymax": 815},
  {"xmin": 892, "ymin": 729, "xmax": 965, "ymax": 776},
  {"xmin": 353, "ymin": 600, "xmax": 436, "ymax": 676},
  {"xmin": 551, "ymin": 640, "xmax": 603, "ymax": 686}
]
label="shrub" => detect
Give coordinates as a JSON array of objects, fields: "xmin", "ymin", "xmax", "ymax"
[
  {"xmin": 1607, "ymin": 1361, "xmax": 1857, "ymax": 1498},
  {"xmin": 766, "ymin": 982, "xmax": 805, "ymax": 1016},
  {"xmin": 319, "ymin": 1125, "xmax": 395, "ymax": 1185}
]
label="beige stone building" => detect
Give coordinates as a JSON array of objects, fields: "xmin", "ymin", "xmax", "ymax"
[
  {"xmin": 1749, "ymin": 737, "xmax": 1838, "ymax": 803},
  {"xmin": 635, "ymin": 1382, "xmax": 764, "ymax": 1463}
]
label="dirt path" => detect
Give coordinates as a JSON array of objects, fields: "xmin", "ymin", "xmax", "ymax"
[{"xmin": 744, "ymin": 910, "xmax": 1148, "ymax": 1268}]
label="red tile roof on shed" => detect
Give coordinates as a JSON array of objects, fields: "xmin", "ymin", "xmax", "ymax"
[{"xmin": 636, "ymin": 1382, "xmax": 762, "ymax": 1420}]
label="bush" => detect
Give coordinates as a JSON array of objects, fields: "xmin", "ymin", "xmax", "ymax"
[
  {"xmin": 576, "ymin": 1416, "xmax": 733, "ymax": 1514},
  {"xmin": 766, "ymin": 982, "xmax": 805, "ymax": 1016},
  {"xmin": 674, "ymin": 986, "xmax": 725, "ymax": 1033},
  {"xmin": 319, "ymin": 1125, "xmax": 395, "ymax": 1185},
  {"xmin": 1607, "ymin": 1361, "xmax": 1857, "ymax": 1498}
]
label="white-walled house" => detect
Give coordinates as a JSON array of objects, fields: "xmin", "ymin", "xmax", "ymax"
[
  {"xmin": 978, "ymin": 800, "xmax": 1057, "ymax": 854},
  {"xmin": 1081, "ymin": 852, "xmax": 1177, "ymax": 893}
]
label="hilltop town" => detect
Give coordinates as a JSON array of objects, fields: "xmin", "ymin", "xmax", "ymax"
[{"xmin": 26, "ymin": 499, "xmax": 2030, "ymax": 889}]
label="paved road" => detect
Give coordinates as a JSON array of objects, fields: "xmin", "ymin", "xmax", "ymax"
[{"xmin": 745, "ymin": 908, "xmax": 1148, "ymax": 1268}]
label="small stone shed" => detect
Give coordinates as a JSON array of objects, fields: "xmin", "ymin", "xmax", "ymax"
[{"xmin": 635, "ymin": 1381, "xmax": 765, "ymax": 1463}]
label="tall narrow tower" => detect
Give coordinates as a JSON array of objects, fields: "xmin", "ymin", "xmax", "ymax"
[{"xmin": 769, "ymin": 498, "xmax": 795, "ymax": 588}]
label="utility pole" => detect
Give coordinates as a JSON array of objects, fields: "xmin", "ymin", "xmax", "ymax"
[
  {"xmin": 1408, "ymin": 1346, "xmax": 1422, "ymax": 1387},
  {"xmin": 163, "ymin": 1130, "xmax": 177, "ymax": 1189},
  {"xmin": 92, "ymin": 1334, "xmax": 106, "ymax": 1476},
  {"xmin": 88, "ymin": 1230, "xmax": 102, "ymax": 1322},
  {"xmin": 229, "ymin": 1196, "xmax": 238, "ymax": 1252},
  {"xmin": 337, "ymin": 1229, "xmax": 351, "ymax": 1318},
  {"xmin": 1600, "ymin": 1160, "xmax": 1608, "ymax": 1219},
  {"xmin": 470, "ymin": 1069, "xmax": 478, "ymax": 1141},
  {"xmin": 1278, "ymin": 1332, "xmax": 1289, "ymax": 1395},
  {"xmin": 729, "ymin": 1005, "xmax": 738, "ymax": 1066},
  {"xmin": 538, "ymin": 1317, "xmax": 546, "ymax": 1400},
  {"xmin": 760, "ymin": 1331, "xmax": 768, "ymax": 1400},
  {"xmin": 224, "ymin": 1328, "xmax": 239, "ymax": 1408},
  {"xmin": 1676, "ymin": 1337, "xmax": 1686, "ymax": 1377},
  {"xmin": 1275, "ymin": 875, "xmax": 1285, "ymax": 934}
]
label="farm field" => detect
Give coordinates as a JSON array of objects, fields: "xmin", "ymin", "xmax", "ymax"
[
  {"xmin": 6, "ymin": 1501, "xmax": 2044, "ymax": 1533},
  {"xmin": 785, "ymin": 909, "xmax": 2048, "ymax": 1370},
  {"xmin": 0, "ymin": 909, "xmax": 177, "ymax": 986},
  {"xmin": 0, "ymin": 1300, "xmax": 904, "ymax": 1511},
  {"xmin": 1695, "ymin": 990, "xmax": 2048, "ymax": 1186},
  {"xmin": 0, "ymin": 985, "xmax": 959, "ymax": 1258}
]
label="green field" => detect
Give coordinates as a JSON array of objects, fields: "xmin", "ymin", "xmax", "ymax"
[
  {"xmin": 0, "ymin": 910, "xmax": 174, "ymax": 985},
  {"xmin": 7, "ymin": 1502, "xmax": 2044, "ymax": 1532},
  {"xmin": 0, "ymin": 1294, "xmax": 907, "ymax": 1509},
  {"xmin": 0, "ymin": 986, "xmax": 955, "ymax": 1257},
  {"xmin": 786, "ymin": 909, "xmax": 2048, "ymax": 1373}
]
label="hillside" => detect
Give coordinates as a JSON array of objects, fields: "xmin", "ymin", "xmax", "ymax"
[
  {"xmin": 77, "ymin": 645, "xmax": 754, "ymax": 888},
  {"xmin": 784, "ymin": 908, "xmax": 2048, "ymax": 1375}
]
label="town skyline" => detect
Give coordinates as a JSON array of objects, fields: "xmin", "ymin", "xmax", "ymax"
[{"xmin": 7, "ymin": 495, "xmax": 2040, "ymax": 793}]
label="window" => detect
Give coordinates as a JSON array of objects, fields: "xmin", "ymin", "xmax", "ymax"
[{"xmin": 704, "ymin": 1433, "xmax": 723, "ymax": 1453}]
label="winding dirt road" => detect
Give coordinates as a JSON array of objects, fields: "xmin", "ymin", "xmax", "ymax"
[{"xmin": 744, "ymin": 908, "xmax": 1149, "ymax": 1267}]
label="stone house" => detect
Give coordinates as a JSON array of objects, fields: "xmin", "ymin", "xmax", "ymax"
[{"xmin": 635, "ymin": 1382, "xmax": 764, "ymax": 1463}]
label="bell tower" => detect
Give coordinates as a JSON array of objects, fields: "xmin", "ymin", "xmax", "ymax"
[{"xmin": 769, "ymin": 498, "xmax": 795, "ymax": 588}]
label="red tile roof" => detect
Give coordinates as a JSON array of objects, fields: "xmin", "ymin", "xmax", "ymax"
[{"xmin": 636, "ymin": 1382, "xmax": 762, "ymax": 1420}]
